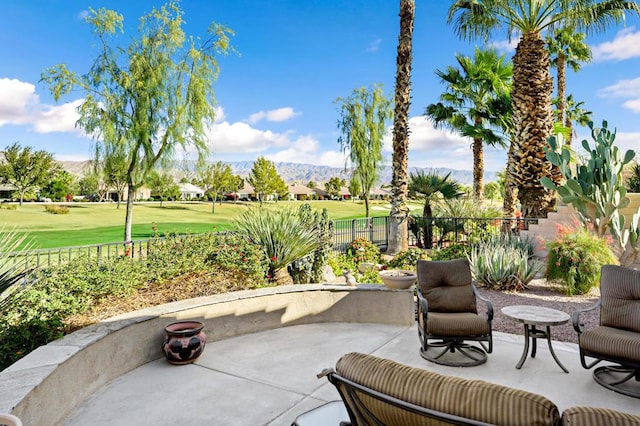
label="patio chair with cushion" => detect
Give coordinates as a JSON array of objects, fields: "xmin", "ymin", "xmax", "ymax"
[
  {"xmin": 416, "ymin": 258, "xmax": 493, "ymax": 367},
  {"xmin": 572, "ymin": 264, "xmax": 640, "ymax": 398}
]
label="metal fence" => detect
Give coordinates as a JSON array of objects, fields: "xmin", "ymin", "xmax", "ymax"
[{"xmin": 5, "ymin": 216, "xmax": 537, "ymax": 269}]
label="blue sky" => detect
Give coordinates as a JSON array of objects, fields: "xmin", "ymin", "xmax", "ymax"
[{"xmin": 1, "ymin": 1, "xmax": 640, "ymax": 174}]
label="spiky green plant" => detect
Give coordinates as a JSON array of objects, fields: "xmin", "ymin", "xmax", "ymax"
[
  {"xmin": 468, "ymin": 236, "xmax": 538, "ymax": 291},
  {"xmin": 234, "ymin": 207, "xmax": 320, "ymax": 283}
]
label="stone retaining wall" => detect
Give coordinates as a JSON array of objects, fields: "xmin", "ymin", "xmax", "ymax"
[{"xmin": 0, "ymin": 284, "xmax": 413, "ymax": 426}]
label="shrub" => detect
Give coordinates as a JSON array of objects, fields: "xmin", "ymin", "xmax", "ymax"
[
  {"xmin": 346, "ymin": 238, "xmax": 380, "ymax": 264},
  {"xmin": 387, "ymin": 248, "xmax": 430, "ymax": 270},
  {"xmin": 429, "ymin": 243, "xmax": 470, "ymax": 261},
  {"xmin": 546, "ymin": 223, "xmax": 619, "ymax": 295},
  {"xmin": 626, "ymin": 162, "xmax": 640, "ymax": 193},
  {"xmin": 327, "ymin": 252, "xmax": 382, "ymax": 284},
  {"xmin": 468, "ymin": 236, "xmax": 538, "ymax": 292},
  {"xmin": 205, "ymin": 233, "xmax": 268, "ymax": 284},
  {"xmin": 235, "ymin": 206, "xmax": 320, "ymax": 282},
  {"xmin": 44, "ymin": 205, "xmax": 69, "ymax": 214}
]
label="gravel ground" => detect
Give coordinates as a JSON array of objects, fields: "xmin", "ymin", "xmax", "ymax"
[{"xmin": 476, "ymin": 279, "xmax": 600, "ymax": 344}]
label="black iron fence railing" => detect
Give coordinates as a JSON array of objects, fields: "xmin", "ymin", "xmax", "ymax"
[{"xmin": 4, "ymin": 216, "xmax": 537, "ymax": 269}]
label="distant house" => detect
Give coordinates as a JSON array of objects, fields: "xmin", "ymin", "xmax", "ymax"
[
  {"xmin": 0, "ymin": 184, "xmax": 15, "ymax": 200},
  {"xmin": 106, "ymin": 186, "xmax": 151, "ymax": 202},
  {"xmin": 178, "ymin": 183, "xmax": 204, "ymax": 200},
  {"xmin": 287, "ymin": 184, "xmax": 315, "ymax": 201},
  {"xmin": 235, "ymin": 183, "xmax": 256, "ymax": 200},
  {"xmin": 369, "ymin": 187, "xmax": 390, "ymax": 200},
  {"xmin": 311, "ymin": 187, "xmax": 329, "ymax": 199}
]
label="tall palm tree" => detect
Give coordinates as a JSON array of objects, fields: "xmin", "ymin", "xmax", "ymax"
[
  {"xmin": 408, "ymin": 171, "xmax": 463, "ymax": 248},
  {"xmin": 448, "ymin": 0, "xmax": 639, "ymax": 218},
  {"xmin": 389, "ymin": 0, "xmax": 415, "ymax": 255},
  {"xmin": 559, "ymin": 94, "xmax": 593, "ymax": 144},
  {"xmin": 426, "ymin": 47, "xmax": 512, "ymax": 201},
  {"xmin": 546, "ymin": 27, "xmax": 592, "ymax": 140}
]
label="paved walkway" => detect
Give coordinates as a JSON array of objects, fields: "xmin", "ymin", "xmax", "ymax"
[{"xmin": 63, "ymin": 323, "xmax": 640, "ymax": 426}]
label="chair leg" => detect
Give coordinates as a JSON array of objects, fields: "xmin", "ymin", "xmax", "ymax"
[
  {"xmin": 592, "ymin": 366, "xmax": 640, "ymax": 399},
  {"xmin": 420, "ymin": 339, "xmax": 488, "ymax": 367}
]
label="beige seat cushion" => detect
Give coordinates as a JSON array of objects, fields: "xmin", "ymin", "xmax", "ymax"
[
  {"xmin": 426, "ymin": 312, "xmax": 490, "ymax": 337},
  {"xmin": 580, "ymin": 326, "xmax": 640, "ymax": 364},
  {"xmin": 562, "ymin": 406, "xmax": 640, "ymax": 426},
  {"xmin": 417, "ymin": 258, "xmax": 477, "ymax": 313},
  {"xmin": 335, "ymin": 352, "xmax": 560, "ymax": 426},
  {"xmin": 600, "ymin": 265, "xmax": 640, "ymax": 333}
]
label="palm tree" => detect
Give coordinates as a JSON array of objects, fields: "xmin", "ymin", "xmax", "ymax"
[
  {"xmin": 388, "ymin": 0, "xmax": 415, "ymax": 255},
  {"xmin": 448, "ymin": 0, "xmax": 639, "ymax": 218},
  {"xmin": 559, "ymin": 94, "xmax": 593, "ymax": 144},
  {"xmin": 408, "ymin": 171, "xmax": 463, "ymax": 248},
  {"xmin": 546, "ymin": 27, "xmax": 592, "ymax": 140},
  {"xmin": 426, "ymin": 47, "xmax": 512, "ymax": 201}
]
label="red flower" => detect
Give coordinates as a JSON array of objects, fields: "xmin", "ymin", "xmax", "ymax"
[{"xmin": 271, "ymin": 256, "xmax": 277, "ymax": 261}]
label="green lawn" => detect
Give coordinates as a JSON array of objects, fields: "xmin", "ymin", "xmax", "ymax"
[{"xmin": 3, "ymin": 200, "xmax": 423, "ymax": 250}]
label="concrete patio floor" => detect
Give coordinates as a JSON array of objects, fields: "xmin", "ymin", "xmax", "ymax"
[{"xmin": 62, "ymin": 322, "xmax": 640, "ymax": 426}]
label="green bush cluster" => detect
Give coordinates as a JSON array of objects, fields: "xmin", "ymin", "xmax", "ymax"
[
  {"xmin": 387, "ymin": 248, "xmax": 430, "ymax": 270},
  {"xmin": 0, "ymin": 232, "xmax": 273, "ymax": 370},
  {"xmin": 0, "ymin": 204, "xmax": 17, "ymax": 210},
  {"xmin": 468, "ymin": 236, "xmax": 537, "ymax": 291},
  {"xmin": 205, "ymin": 233, "xmax": 268, "ymax": 284},
  {"xmin": 429, "ymin": 243, "xmax": 470, "ymax": 261},
  {"xmin": 346, "ymin": 238, "xmax": 380, "ymax": 264},
  {"xmin": 44, "ymin": 205, "xmax": 69, "ymax": 214},
  {"xmin": 546, "ymin": 223, "xmax": 618, "ymax": 295}
]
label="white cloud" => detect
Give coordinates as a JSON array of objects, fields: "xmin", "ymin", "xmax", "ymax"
[
  {"xmin": 77, "ymin": 10, "xmax": 89, "ymax": 20},
  {"xmin": 366, "ymin": 38, "xmax": 382, "ymax": 53},
  {"xmin": 598, "ymin": 77, "xmax": 640, "ymax": 113},
  {"xmin": 247, "ymin": 107, "xmax": 300, "ymax": 124},
  {"xmin": 35, "ymin": 99, "xmax": 83, "ymax": 133},
  {"xmin": 207, "ymin": 121, "xmax": 292, "ymax": 154},
  {"xmin": 491, "ymin": 38, "xmax": 518, "ymax": 54},
  {"xmin": 213, "ymin": 106, "xmax": 226, "ymax": 123},
  {"xmin": 592, "ymin": 27, "xmax": 640, "ymax": 62},
  {"xmin": 0, "ymin": 78, "xmax": 39, "ymax": 126}
]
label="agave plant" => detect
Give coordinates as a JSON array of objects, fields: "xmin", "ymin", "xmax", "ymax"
[
  {"xmin": 0, "ymin": 227, "xmax": 35, "ymax": 313},
  {"xmin": 468, "ymin": 236, "xmax": 538, "ymax": 292},
  {"xmin": 234, "ymin": 207, "xmax": 320, "ymax": 284}
]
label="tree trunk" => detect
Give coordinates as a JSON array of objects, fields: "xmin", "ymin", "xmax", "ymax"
[
  {"xmin": 388, "ymin": 0, "xmax": 414, "ymax": 255},
  {"xmin": 557, "ymin": 52, "xmax": 566, "ymax": 128},
  {"xmin": 364, "ymin": 195, "xmax": 370, "ymax": 219},
  {"xmin": 511, "ymin": 32, "xmax": 555, "ymax": 218},
  {"xmin": 472, "ymin": 135, "xmax": 484, "ymax": 201},
  {"xmin": 124, "ymin": 185, "xmax": 135, "ymax": 242},
  {"xmin": 211, "ymin": 194, "xmax": 216, "ymax": 214},
  {"xmin": 502, "ymin": 140, "xmax": 519, "ymax": 232}
]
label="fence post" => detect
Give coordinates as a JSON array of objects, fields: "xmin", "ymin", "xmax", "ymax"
[{"xmin": 351, "ymin": 219, "xmax": 356, "ymax": 242}]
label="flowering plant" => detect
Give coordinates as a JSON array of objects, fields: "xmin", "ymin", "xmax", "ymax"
[{"xmin": 545, "ymin": 222, "xmax": 618, "ymax": 295}]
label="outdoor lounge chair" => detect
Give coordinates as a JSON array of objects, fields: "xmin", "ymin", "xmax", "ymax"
[
  {"xmin": 416, "ymin": 258, "xmax": 493, "ymax": 366},
  {"xmin": 573, "ymin": 264, "xmax": 640, "ymax": 398}
]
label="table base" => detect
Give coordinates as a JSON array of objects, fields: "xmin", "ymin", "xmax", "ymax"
[{"xmin": 516, "ymin": 324, "xmax": 569, "ymax": 373}]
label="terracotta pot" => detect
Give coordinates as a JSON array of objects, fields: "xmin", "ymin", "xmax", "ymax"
[
  {"xmin": 379, "ymin": 270, "xmax": 417, "ymax": 290},
  {"xmin": 162, "ymin": 321, "xmax": 206, "ymax": 365}
]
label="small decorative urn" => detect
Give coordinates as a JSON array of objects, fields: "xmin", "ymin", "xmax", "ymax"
[{"xmin": 162, "ymin": 321, "xmax": 206, "ymax": 365}]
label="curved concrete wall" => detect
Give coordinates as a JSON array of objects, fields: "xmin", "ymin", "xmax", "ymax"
[{"xmin": 0, "ymin": 284, "xmax": 414, "ymax": 426}]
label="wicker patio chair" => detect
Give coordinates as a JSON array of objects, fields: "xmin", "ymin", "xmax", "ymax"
[
  {"xmin": 416, "ymin": 258, "xmax": 493, "ymax": 367},
  {"xmin": 572, "ymin": 264, "xmax": 640, "ymax": 398}
]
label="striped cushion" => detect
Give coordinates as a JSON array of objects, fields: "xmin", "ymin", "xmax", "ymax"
[
  {"xmin": 336, "ymin": 352, "xmax": 560, "ymax": 426},
  {"xmin": 562, "ymin": 406, "xmax": 640, "ymax": 425},
  {"xmin": 426, "ymin": 312, "xmax": 490, "ymax": 337},
  {"xmin": 417, "ymin": 258, "xmax": 477, "ymax": 313},
  {"xmin": 600, "ymin": 265, "xmax": 640, "ymax": 333},
  {"xmin": 580, "ymin": 326, "xmax": 640, "ymax": 364}
]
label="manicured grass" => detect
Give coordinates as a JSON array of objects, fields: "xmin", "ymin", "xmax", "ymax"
[{"xmin": 2, "ymin": 200, "xmax": 423, "ymax": 250}]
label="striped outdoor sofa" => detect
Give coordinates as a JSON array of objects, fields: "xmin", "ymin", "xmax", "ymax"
[{"xmin": 295, "ymin": 352, "xmax": 640, "ymax": 425}]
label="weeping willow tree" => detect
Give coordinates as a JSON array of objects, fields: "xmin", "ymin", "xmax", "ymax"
[
  {"xmin": 41, "ymin": 1, "xmax": 234, "ymax": 242},
  {"xmin": 335, "ymin": 84, "xmax": 393, "ymax": 218}
]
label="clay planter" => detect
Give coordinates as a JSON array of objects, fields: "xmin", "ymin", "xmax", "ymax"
[
  {"xmin": 379, "ymin": 270, "xmax": 417, "ymax": 290},
  {"xmin": 162, "ymin": 321, "xmax": 206, "ymax": 365}
]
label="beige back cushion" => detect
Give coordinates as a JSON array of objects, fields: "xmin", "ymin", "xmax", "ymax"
[
  {"xmin": 600, "ymin": 265, "xmax": 640, "ymax": 333},
  {"xmin": 417, "ymin": 258, "xmax": 476, "ymax": 313},
  {"xmin": 562, "ymin": 406, "xmax": 640, "ymax": 426},
  {"xmin": 336, "ymin": 352, "xmax": 560, "ymax": 426}
]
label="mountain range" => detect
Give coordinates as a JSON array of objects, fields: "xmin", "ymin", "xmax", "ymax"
[{"xmin": 59, "ymin": 160, "xmax": 498, "ymax": 187}]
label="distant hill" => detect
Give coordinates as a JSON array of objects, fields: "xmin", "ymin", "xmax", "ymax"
[{"xmin": 58, "ymin": 160, "xmax": 498, "ymax": 186}]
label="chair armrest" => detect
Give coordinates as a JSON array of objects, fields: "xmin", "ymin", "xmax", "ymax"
[
  {"xmin": 416, "ymin": 287, "xmax": 429, "ymax": 322},
  {"xmin": 572, "ymin": 300, "xmax": 600, "ymax": 334},
  {"xmin": 473, "ymin": 284, "xmax": 493, "ymax": 322}
]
